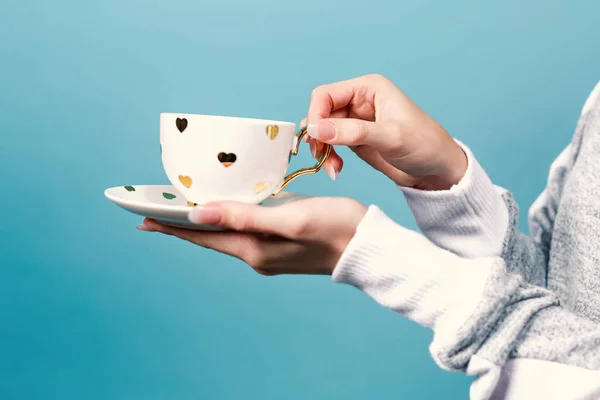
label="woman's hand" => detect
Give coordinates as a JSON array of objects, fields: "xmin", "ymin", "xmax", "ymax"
[
  {"xmin": 138, "ymin": 197, "xmax": 367, "ymax": 276},
  {"xmin": 305, "ymin": 74, "xmax": 467, "ymax": 191}
]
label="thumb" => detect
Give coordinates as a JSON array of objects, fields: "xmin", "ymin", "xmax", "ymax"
[
  {"xmin": 307, "ymin": 118, "xmax": 400, "ymax": 150},
  {"xmin": 188, "ymin": 201, "xmax": 292, "ymax": 236}
]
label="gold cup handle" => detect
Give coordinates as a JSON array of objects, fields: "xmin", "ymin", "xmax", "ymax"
[{"xmin": 271, "ymin": 127, "xmax": 332, "ymax": 196}]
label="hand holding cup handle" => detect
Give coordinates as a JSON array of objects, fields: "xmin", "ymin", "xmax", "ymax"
[
  {"xmin": 302, "ymin": 74, "xmax": 467, "ymax": 191},
  {"xmin": 272, "ymin": 126, "xmax": 332, "ymax": 195},
  {"xmin": 300, "ymin": 118, "xmax": 343, "ymax": 181}
]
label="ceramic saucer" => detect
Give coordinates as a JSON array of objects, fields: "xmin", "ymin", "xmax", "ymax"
[{"xmin": 104, "ymin": 185, "xmax": 312, "ymax": 230}]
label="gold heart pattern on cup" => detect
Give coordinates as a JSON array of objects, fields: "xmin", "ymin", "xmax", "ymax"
[
  {"xmin": 179, "ymin": 175, "xmax": 193, "ymax": 188},
  {"xmin": 254, "ymin": 182, "xmax": 270, "ymax": 193},
  {"xmin": 266, "ymin": 125, "xmax": 279, "ymax": 140},
  {"xmin": 170, "ymin": 123, "xmax": 280, "ymax": 201},
  {"xmin": 217, "ymin": 152, "xmax": 237, "ymax": 167}
]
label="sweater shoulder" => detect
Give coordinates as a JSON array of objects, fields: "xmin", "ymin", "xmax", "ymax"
[
  {"xmin": 581, "ymin": 80, "xmax": 600, "ymax": 116},
  {"xmin": 561, "ymin": 80, "xmax": 599, "ymax": 167}
]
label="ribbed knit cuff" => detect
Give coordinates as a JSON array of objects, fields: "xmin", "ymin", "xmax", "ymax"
[
  {"xmin": 332, "ymin": 205, "xmax": 492, "ymax": 330},
  {"xmin": 398, "ymin": 141, "xmax": 509, "ymax": 258}
]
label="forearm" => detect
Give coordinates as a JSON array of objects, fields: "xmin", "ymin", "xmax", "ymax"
[
  {"xmin": 332, "ymin": 206, "xmax": 557, "ymax": 370},
  {"xmin": 399, "ymin": 141, "xmax": 510, "ymax": 259},
  {"xmin": 332, "ymin": 206, "xmax": 600, "ymax": 397},
  {"xmin": 399, "ymin": 141, "xmax": 553, "ymax": 287}
]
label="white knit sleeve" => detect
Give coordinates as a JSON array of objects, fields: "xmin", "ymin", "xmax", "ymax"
[
  {"xmin": 332, "ymin": 205, "xmax": 600, "ymax": 399},
  {"xmin": 398, "ymin": 142, "xmax": 509, "ymax": 258}
]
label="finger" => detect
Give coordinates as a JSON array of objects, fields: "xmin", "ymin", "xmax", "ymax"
[
  {"xmin": 141, "ymin": 212, "xmax": 336, "ymax": 276},
  {"xmin": 307, "ymin": 76, "xmax": 375, "ymax": 124},
  {"xmin": 315, "ymin": 139, "xmax": 325, "ymax": 160},
  {"xmin": 187, "ymin": 201, "xmax": 300, "ymax": 237},
  {"xmin": 141, "ymin": 218, "xmax": 219, "ymax": 243},
  {"xmin": 299, "ymin": 118, "xmax": 310, "ymax": 142},
  {"xmin": 308, "ymin": 118, "xmax": 400, "ymax": 151},
  {"xmin": 303, "ymin": 107, "xmax": 348, "ymax": 146},
  {"xmin": 322, "ymin": 149, "xmax": 343, "ymax": 180},
  {"xmin": 315, "ymin": 141, "xmax": 342, "ymax": 164},
  {"xmin": 142, "ymin": 218, "xmax": 265, "ymax": 262},
  {"xmin": 329, "ymin": 107, "xmax": 350, "ymax": 120},
  {"xmin": 142, "ymin": 219, "xmax": 283, "ymax": 276},
  {"xmin": 330, "ymin": 148, "xmax": 344, "ymax": 174},
  {"xmin": 305, "ymin": 133, "xmax": 344, "ymax": 180},
  {"xmin": 308, "ymin": 82, "xmax": 353, "ymax": 123}
]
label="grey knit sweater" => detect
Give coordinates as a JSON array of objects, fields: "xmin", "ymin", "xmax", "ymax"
[{"xmin": 332, "ymin": 82, "xmax": 600, "ymax": 399}]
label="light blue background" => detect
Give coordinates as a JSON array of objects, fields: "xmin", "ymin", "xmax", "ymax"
[{"xmin": 1, "ymin": 0, "xmax": 598, "ymax": 398}]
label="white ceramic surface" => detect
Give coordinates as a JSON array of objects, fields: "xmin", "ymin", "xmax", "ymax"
[
  {"xmin": 160, "ymin": 113, "xmax": 308, "ymax": 205},
  {"xmin": 104, "ymin": 184, "xmax": 312, "ymax": 230}
]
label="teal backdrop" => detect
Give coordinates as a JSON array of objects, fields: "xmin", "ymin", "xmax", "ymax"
[{"xmin": 1, "ymin": 0, "xmax": 599, "ymax": 398}]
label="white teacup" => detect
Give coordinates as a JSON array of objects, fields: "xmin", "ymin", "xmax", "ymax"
[{"xmin": 160, "ymin": 113, "xmax": 331, "ymax": 205}]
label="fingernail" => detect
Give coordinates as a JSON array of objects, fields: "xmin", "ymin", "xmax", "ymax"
[
  {"xmin": 324, "ymin": 163, "xmax": 338, "ymax": 181},
  {"xmin": 299, "ymin": 119, "xmax": 307, "ymax": 129},
  {"xmin": 137, "ymin": 224, "xmax": 155, "ymax": 232},
  {"xmin": 188, "ymin": 206, "xmax": 222, "ymax": 225},
  {"xmin": 310, "ymin": 140, "xmax": 316, "ymax": 158},
  {"xmin": 307, "ymin": 123, "xmax": 319, "ymax": 139},
  {"xmin": 307, "ymin": 122, "xmax": 335, "ymax": 141},
  {"xmin": 300, "ymin": 121, "xmax": 310, "ymax": 142}
]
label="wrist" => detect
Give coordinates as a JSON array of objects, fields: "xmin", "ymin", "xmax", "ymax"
[
  {"xmin": 398, "ymin": 140, "xmax": 510, "ymax": 258},
  {"xmin": 328, "ymin": 200, "xmax": 369, "ymax": 275},
  {"xmin": 415, "ymin": 141, "xmax": 468, "ymax": 191}
]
